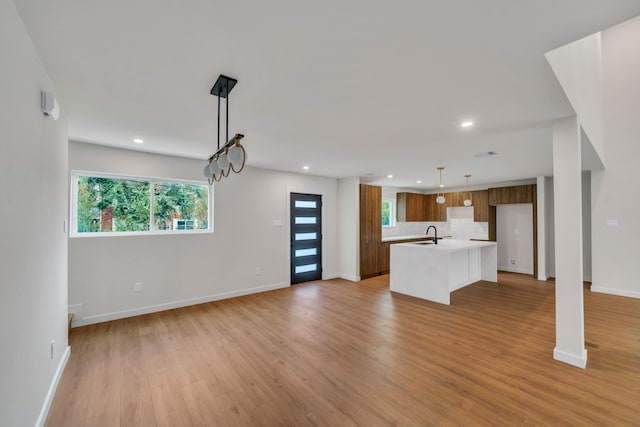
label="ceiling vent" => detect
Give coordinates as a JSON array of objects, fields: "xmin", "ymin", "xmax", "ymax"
[{"xmin": 474, "ymin": 151, "xmax": 497, "ymax": 158}]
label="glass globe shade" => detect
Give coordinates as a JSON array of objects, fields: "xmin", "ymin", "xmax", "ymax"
[
  {"xmin": 464, "ymin": 199, "xmax": 472, "ymax": 207},
  {"xmin": 436, "ymin": 195, "xmax": 445, "ymax": 204},
  {"xmin": 209, "ymin": 159, "xmax": 221, "ymax": 175},
  {"xmin": 228, "ymin": 144, "xmax": 245, "ymax": 167},
  {"xmin": 203, "ymin": 164, "xmax": 213, "ymax": 178},
  {"xmin": 217, "ymin": 151, "xmax": 230, "ymax": 170}
]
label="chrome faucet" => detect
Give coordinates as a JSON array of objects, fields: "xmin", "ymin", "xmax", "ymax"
[{"xmin": 426, "ymin": 225, "xmax": 438, "ymax": 244}]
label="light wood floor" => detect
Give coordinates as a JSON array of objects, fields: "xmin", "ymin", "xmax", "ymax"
[{"xmin": 46, "ymin": 273, "xmax": 640, "ymax": 426}]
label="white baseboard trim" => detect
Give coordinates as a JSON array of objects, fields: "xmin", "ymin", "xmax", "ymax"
[
  {"xmin": 498, "ymin": 265, "xmax": 534, "ymax": 275},
  {"xmin": 553, "ymin": 347, "xmax": 587, "ymax": 369},
  {"xmin": 322, "ymin": 273, "xmax": 338, "ymax": 280},
  {"xmin": 537, "ymin": 274, "xmax": 548, "ymax": 281},
  {"xmin": 73, "ymin": 282, "xmax": 289, "ymax": 327},
  {"xmin": 337, "ymin": 274, "xmax": 360, "ymax": 282},
  {"xmin": 591, "ymin": 286, "xmax": 640, "ymax": 299},
  {"xmin": 36, "ymin": 345, "xmax": 71, "ymax": 427}
]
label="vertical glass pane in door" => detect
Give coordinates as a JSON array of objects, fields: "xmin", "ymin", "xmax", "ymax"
[
  {"xmin": 295, "ymin": 264, "xmax": 317, "ymax": 274},
  {"xmin": 295, "ymin": 248, "xmax": 317, "ymax": 257},
  {"xmin": 295, "ymin": 216, "xmax": 317, "ymax": 224},
  {"xmin": 294, "ymin": 200, "xmax": 317, "ymax": 208}
]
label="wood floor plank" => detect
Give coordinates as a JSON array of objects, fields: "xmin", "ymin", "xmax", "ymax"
[
  {"xmin": 120, "ymin": 318, "xmax": 158, "ymax": 427},
  {"xmin": 83, "ymin": 322, "xmax": 122, "ymax": 427},
  {"xmin": 148, "ymin": 369, "xmax": 194, "ymax": 427},
  {"xmin": 46, "ymin": 273, "xmax": 640, "ymax": 426},
  {"xmin": 181, "ymin": 380, "xmax": 252, "ymax": 427}
]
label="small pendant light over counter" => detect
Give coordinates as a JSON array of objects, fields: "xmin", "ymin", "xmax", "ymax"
[
  {"xmin": 436, "ymin": 167, "xmax": 446, "ymax": 204},
  {"xmin": 463, "ymin": 174, "xmax": 473, "ymax": 206}
]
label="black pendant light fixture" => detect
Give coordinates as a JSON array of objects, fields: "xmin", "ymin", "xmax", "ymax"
[{"xmin": 203, "ymin": 74, "xmax": 246, "ymax": 184}]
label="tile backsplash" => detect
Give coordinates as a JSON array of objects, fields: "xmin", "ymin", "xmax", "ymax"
[
  {"xmin": 383, "ymin": 219, "xmax": 488, "ymax": 240},
  {"xmin": 449, "ymin": 218, "xmax": 489, "ymax": 240}
]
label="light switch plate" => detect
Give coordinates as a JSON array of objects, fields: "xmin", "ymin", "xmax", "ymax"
[{"xmin": 606, "ymin": 219, "xmax": 618, "ymax": 228}]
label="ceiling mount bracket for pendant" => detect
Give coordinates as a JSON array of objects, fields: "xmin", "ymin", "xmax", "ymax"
[{"xmin": 210, "ymin": 75, "xmax": 238, "ymax": 98}]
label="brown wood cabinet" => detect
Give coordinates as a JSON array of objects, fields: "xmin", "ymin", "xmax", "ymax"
[
  {"xmin": 396, "ymin": 192, "xmax": 428, "ymax": 222},
  {"xmin": 359, "ymin": 184, "xmax": 382, "ymax": 279},
  {"xmin": 472, "ymin": 190, "xmax": 489, "ymax": 222},
  {"xmin": 425, "ymin": 194, "xmax": 447, "ymax": 221},
  {"xmin": 445, "ymin": 191, "xmax": 462, "ymax": 208},
  {"xmin": 380, "ymin": 242, "xmax": 390, "ymax": 274},
  {"xmin": 488, "ymin": 184, "xmax": 534, "ymax": 205},
  {"xmin": 398, "ymin": 190, "xmax": 489, "ymax": 222}
]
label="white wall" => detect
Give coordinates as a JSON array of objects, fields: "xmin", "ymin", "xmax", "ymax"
[
  {"xmin": 591, "ymin": 16, "xmax": 640, "ymax": 298},
  {"xmin": 582, "ymin": 172, "xmax": 592, "ymax": 282},
  {"xmin": 536, "ymin": 176, "xmax": 548, "ymax": 280},
  {"xmin": 545, "ymin": 177, "xmax": 556, "ymax": 278},
  {"xmin": 496, "ymin": 204, "xmax": 534, "ymax": 274},
  {"xmin": 543, "ymin": 173, "xmax": 593, "ymax": 282},
  {"xmin": 68, "ymin": 141, "xmax": 339, "ymax": 325},
  {"xmin": 0, "ymin": 2, "xmax": 69, "ymax": 425},
  {"xmin": 338, "ymin": 177, "xmax": 360, "ymax": 281}
]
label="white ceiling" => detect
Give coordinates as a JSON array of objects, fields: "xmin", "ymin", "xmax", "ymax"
[{"xmin": 13, "ymin": 1, "xmax": 640, "ymax": 189}]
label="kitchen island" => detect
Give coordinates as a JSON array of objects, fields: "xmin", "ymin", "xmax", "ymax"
[{"xmin": 390, "ymin": 239, "xmax": 497, "ymax": 305}]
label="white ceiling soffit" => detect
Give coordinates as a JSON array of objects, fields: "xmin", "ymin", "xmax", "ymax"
[{"xmin": 13, "ymin": 1, "xmax": 640, "ymax": 189}]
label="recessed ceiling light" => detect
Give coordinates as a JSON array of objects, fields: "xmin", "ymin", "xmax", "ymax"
[
  {"xmin": 387, "ymin": 174, "xmax": 393, "ymax": 179},
  {"xmin": 416, "ymin": 180, "xmax": 422, "ymax": 184},
  {"xmin": 303, "ymin": 165, "xmax": 309, "ymax": 170},
  {"xmin": 461, "ymin": 121, "xmax": 474, "ymax": 128},
  {"xmin": 133, "ymin": 138, "xmax": 144, "ymax": 144}
]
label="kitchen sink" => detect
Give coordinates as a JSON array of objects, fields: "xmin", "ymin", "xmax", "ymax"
[{"xmin": 410, "ymin": 241, "xmax": 434, "ymax": 245}]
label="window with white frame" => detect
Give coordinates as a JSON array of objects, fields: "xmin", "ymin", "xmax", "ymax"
[
  {"xmin": 71, "ymin": 171, "xmax": 212, "ymax": 236},
  {"xmin": 381, "ymin": 198, "xmax": 395, "ymax": 227}
]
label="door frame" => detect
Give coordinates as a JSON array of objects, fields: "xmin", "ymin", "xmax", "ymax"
[{"xmin": 287, "ymin": 187, "xmax": 326, "ymax": 285}]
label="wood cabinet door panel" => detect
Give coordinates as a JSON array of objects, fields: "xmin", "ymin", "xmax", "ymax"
[
  {"xmin": 397, "ymin": 192, "xmax": 428, "ymax": 222},
  {"xmin": 488, "ymin": 185, "xmax": 534, "ymax": 205},
  {"xmin": 472, "ymin": 190, "xmax": 489, "ymax": 222},
  {"xmin": 425, "ymin": 194, "xmax": 447, "ymax": 221},
  {"xmin": 359, "ymin": 184, "xmax": 382, "ymax": 277}
]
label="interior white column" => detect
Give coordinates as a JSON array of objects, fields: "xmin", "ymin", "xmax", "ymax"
[{"xmin": 552, "ymin": 117, "xmax": 587, "ymax": 369}]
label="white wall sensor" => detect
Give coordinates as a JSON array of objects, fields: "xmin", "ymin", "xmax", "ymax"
[{"xmin": 41, "ymin": 91, "xmax": 60, "ymax": 120}]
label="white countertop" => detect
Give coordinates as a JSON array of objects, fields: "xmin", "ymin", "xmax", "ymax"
[
  {"xmin": 392, "ymin": 239, "xmax": 496, "ymax": 252},
  {"xmin": 381, "ymin": 234, "xmax": 427, "ymax": 242}
]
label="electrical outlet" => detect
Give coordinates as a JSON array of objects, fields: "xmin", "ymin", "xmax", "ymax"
[
  {"xmin": 255, "ymin": 267, "xmax": 261, "ymax": 275},
  {"xmin": 134, "ymin": 282, "xmax": 143, "ymax": 292},
  {"xmin": 509, "ymin": 259, "xmax": 517, "ymax": 266},
  {"xmin": 50, "ymin": 340, "xmax": 55, "ymax": 360}
]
